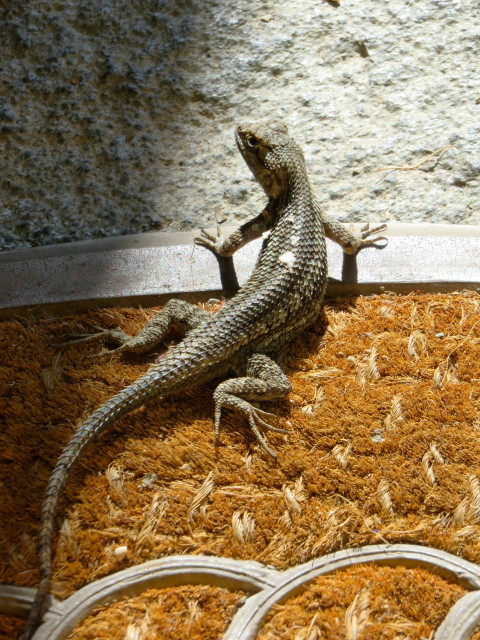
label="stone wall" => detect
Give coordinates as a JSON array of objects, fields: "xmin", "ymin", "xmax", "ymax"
[{"xmin": 1, "ymin": 0, "xmax": 478, "ymax": 250}]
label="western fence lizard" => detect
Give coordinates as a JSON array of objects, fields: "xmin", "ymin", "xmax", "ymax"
[{"xmin": 22, "ymin": 120, "xmax": 386, "ymax": 638}]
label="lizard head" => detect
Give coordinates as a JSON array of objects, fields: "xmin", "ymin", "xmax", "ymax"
[{"xmin": 235, "ymin": 120, "xmax": 306, "ymax": 197}]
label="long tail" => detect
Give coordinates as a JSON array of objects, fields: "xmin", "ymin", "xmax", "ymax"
[{"xmin": 22, "ymin": 356, "xmax": 204, "ymax": 639}]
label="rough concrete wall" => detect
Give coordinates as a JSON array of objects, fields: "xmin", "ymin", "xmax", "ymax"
[{"xmin": 0, "ymin": 0, "xmax": 479, "ymax": 251}]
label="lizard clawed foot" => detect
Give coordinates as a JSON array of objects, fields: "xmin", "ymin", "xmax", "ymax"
[
  {"xmin": 250, "ymin": 406, "xmax": 286, "ymax": 432},
  {"xmin": 194, "ymin": 228, "xmax": 226, "ymax": 256},
  {"xmin": 357, "ymin": 223, "xmax": 388, "ymax": 250},
  {"xmin": 214, "ymin": 397, "xmax": 286, "ymax": 459},
  {"xmin": 54, "ymin": 326, "xmax": 133, "ymax": 358},
  {"xmin": 341, "ymin": 223, "xmax": 388, "ymax": 254}
]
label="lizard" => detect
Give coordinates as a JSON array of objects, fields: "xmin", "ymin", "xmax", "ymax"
[{"xmin": 22, "ymin": 119, "xmax": 386, "ymax": 639}]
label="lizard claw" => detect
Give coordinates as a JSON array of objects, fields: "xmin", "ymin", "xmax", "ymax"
[
  {"xmin": 341, "ymin": 223, "xmax": 388, "ymax": 254},
  {"xmin": 194, "ymin": 228, "xmax": 226, "ymax": 256},
  {"xmin": 214, "ymin": 400, "xmax": 285, "ymax": 459},
  {"xmin": 54, "ymin": 326, "xmax": 133, "ymax": 358},
  {"xmin": 251, "ymin": 406, "xmax": 287, "ymax": 432},
  {"xmin": 83, "ymin": 346, "xmax": 126, "ymax": 360},
  {"xmin": 357, "ymin": 223, "xmax": 388, "ymax": 249}
]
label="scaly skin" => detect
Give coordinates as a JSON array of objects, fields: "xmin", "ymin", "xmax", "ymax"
[{"xmin": 22, "ymin": 120, "xmax": 386, "ymax": 638}]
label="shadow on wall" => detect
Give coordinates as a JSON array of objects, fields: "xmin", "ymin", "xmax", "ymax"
[{"xmin": 0, "ymin": 0, "xmax": 214, "ymax": 259}]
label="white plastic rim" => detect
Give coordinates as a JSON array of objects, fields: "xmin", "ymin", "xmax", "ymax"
[
  {"xmin": 2, "ymin": 544, "xmax": 480, "ymax": 639},
  {"xmin": 0, "ymin": 584, "xmax": 36, "ymax": 618},
  {"xmin": 223, "ymin": 544, "xmax": 480, "ymax": 640},
  {"xmin": 1, "ymin": 223, "xmax": 480, "ymax": 318},
  {"xmin": 30, "ymin": 555, "xmax": 278, "ymax": 640},
  {"xmin": 435, "ymin": 591, "xmax": 480, "ymax": 640}
]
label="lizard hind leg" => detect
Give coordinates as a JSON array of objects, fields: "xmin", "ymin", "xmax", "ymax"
[
  {"xmin": 56, "ymin": 299, "xmax": 209, "ymax": 358},
  {"xmin": 213, "ymin": 353, "xmax": 291, "ymax": 458}
]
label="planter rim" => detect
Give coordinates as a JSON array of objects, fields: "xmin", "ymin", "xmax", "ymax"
[
  {"xmin": 3, "ymin": 544, "xmax": 480, "ymax": 639},
  {"xmin": 1, "ymin": 222, "xmax": 480, "ymax": 319}
]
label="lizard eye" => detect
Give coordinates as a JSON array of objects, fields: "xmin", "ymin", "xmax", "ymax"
[{"xmin": 245, "ymin": 135, "xmax": 260, "ymax": 148}]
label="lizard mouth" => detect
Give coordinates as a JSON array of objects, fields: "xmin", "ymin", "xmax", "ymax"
[
  {"xmin": 235, "ymin": 128, "xmax": 254, "ymax": 155},
  {"xmin": 235, "ymin": 129, "xmax": 265, "ymax": 167}
]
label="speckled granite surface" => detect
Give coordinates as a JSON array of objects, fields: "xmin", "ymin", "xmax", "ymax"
[{"xmin": 0, "ymin": 0, "xmax": 479, "ymax": 251}]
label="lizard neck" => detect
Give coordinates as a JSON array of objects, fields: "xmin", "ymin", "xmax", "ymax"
[
  {"xmin": 274, "ymin": 157, "xmax": 314, "ymax": 213},
  {"xmin": 270, "ymin": 164, "xmax": 318, "ymax": 227}
]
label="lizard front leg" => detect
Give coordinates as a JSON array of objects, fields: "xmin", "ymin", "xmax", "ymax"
[
  {"xmin": 213, "ymin": 353, "xmax": 291, "ymax": 458},
  {"xmin": 323, "ymin": 214, "xmax": 387, "ymax": 254},
  {"xmin": 195, "ymin": 207, "xmax": 273, "ymax": 257}
]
